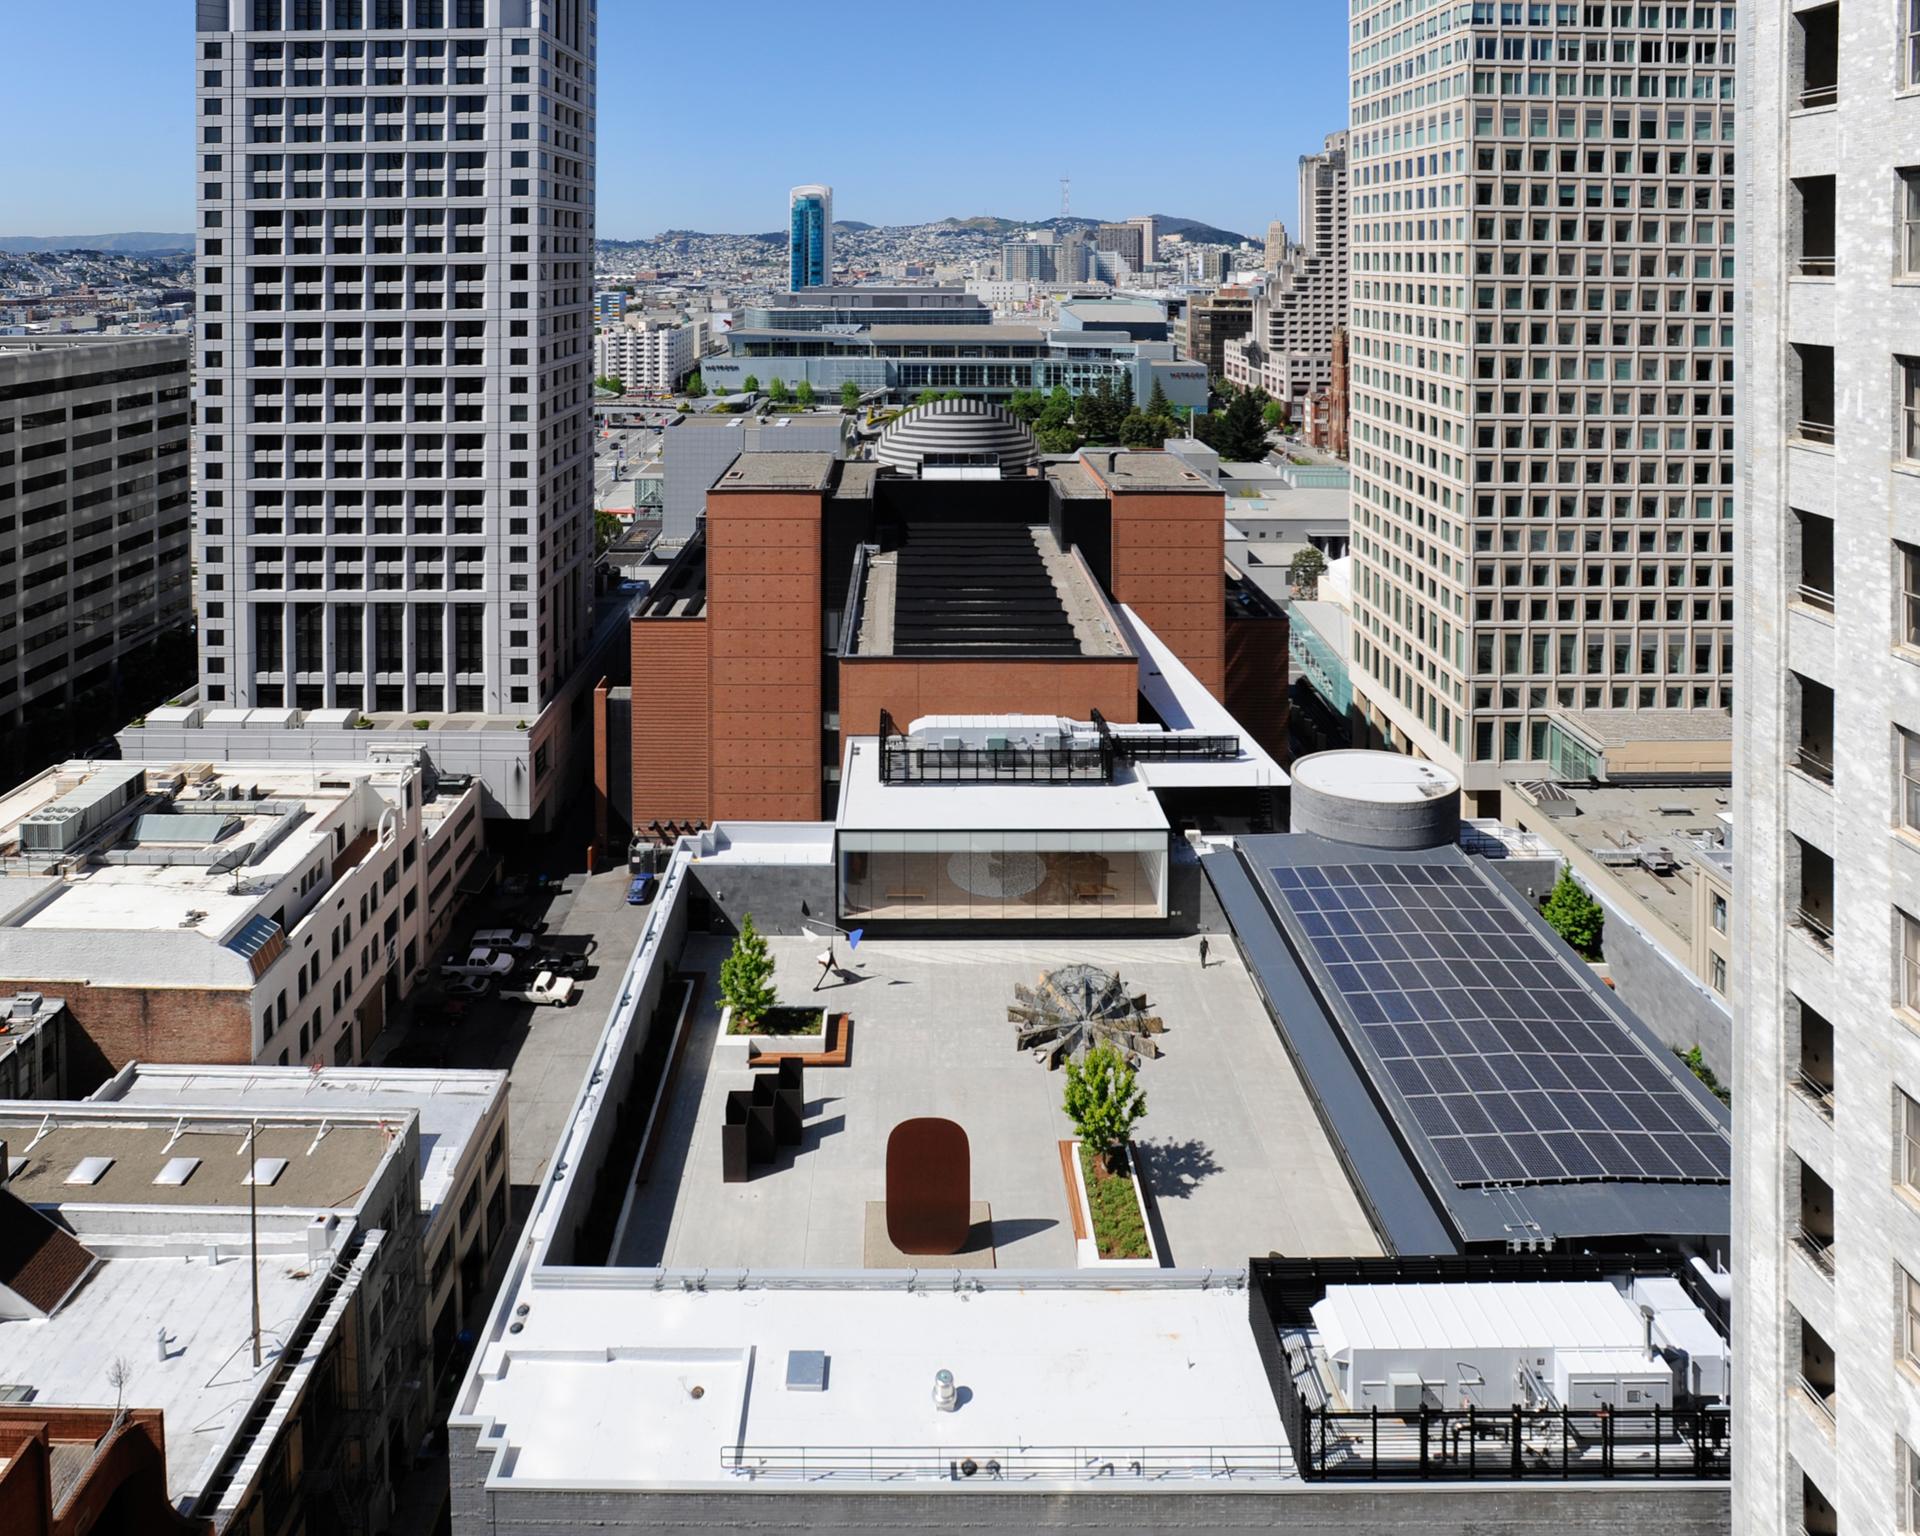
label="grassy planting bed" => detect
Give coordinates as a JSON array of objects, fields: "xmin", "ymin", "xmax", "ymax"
[
  {"xmin": 725, "ymin": 1005, "xmax": 825, "ymax": 1038},
  {"xmin": 1078, "ymin": 1143, "xmax": 1150, "ymax": 1261}
]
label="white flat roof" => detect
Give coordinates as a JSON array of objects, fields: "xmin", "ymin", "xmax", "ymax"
[
  {"xmin": 98, "ymin": 1064, "xmax": 506, "ymax": 1230},
  {"xmin": 1290, "ymin": 749, "xmax": 1457, "ymax": 805},
  {"xmin": 835, "ymin": 737, "xmax": 1169, "ymax": 833},
  {"xmin": 459, "ymin": 1282, "xmax": 1286, "ymax": 1490},
  {"xmin": 1311, "ymin": 1281, "xmax": 1650, "ymax": 1358},
  {"xmin": 0, "ymin": 1250, "xmax": 332, "ymax": 1505},
  {"xmin": 1113, "ymin": 606, "xmax": 1288, "ymax": 791}
]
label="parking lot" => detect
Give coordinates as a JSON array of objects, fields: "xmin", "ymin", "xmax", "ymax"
[{"xmin": 370, "ymin": 858, "xmax": 655, "ymax": 1193}]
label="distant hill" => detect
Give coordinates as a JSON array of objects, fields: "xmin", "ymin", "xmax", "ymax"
[
  {"xmin": 937, "ymin": 213, "xmax": 1253, "ymax": 246},
  {"xmin": 0, "ymin": 233, "xmax": 194, "ymax": 254},
  {"xmin": 600, "ymin": 212, "xmax": 1254, "ymax": 248}
]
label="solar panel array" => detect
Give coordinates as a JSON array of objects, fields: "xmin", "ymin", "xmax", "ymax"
[{"xmin": 1266, "ymin": 860, "xmax": 1730, "ymax": 1189}]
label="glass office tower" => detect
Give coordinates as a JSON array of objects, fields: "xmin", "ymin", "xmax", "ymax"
[{"xmin": 788, "ymin": 184, "xmax": 833, "ymax": 291}]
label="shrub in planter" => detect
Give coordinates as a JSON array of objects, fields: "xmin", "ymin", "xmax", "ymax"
[
  {"xmin": 718, "ymin": 912, "xmax": 778, "ymax": 1027},
  {"xmin": 1064, "ymin": 1045, "xmax": 1146, "ymax": 1175}
]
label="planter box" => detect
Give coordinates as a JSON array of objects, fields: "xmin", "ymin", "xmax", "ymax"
[
  {"xmin": 1069, "ymin": 1139, "xmax": 1160, "ymax": 1269},
  {"xmin": 716, "ymin": 1004, "xmax": 826, "ymax": 1068}
]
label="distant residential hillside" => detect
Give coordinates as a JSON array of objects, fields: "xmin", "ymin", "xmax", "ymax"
[
  {"xmin": 0, "ymin": 233, "xmax": 194, "ymax": 254},
  {"xmin": 601, "ymin": 212, "xmax": 1253, "ymax": 249}
]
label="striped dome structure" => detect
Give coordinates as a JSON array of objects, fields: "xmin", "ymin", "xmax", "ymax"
[{"xmin": 874, "ymin": 397, "xmax": 1041, "ymax": 477}]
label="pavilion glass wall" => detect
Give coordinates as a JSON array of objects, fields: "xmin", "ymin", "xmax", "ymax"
[{"xmin": 839, "ymin": 830, "xmax": 1168, "ymax": 921}]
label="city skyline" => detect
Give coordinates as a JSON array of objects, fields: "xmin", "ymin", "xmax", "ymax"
[{"xmin": 0, "ymin": 2, "xmax": 1349, "ymax": 243}]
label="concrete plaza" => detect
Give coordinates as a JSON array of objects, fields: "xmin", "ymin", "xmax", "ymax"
[{"xmin": 615, "ymin": 932, "xmax": 1381, "ymax": 1269}]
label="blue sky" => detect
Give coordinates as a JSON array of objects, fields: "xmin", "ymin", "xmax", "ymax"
[{"xmin": 0, "ymin": 2, "xmax": 1351, "ymax": 240}]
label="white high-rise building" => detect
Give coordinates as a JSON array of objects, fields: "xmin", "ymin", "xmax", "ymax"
[
  {"xmin": 1225, "ymin": 132, "xmax": 1348, "ymax": 409},
  {"xmin": 1735, "ymin": 4, "xmax": 1920, "ymax": 1534},
  {"xmin": 594, "ymin": 321, "xmax": 695, "ymax": 395},
  {"xmin": 1345, "ymin": 6, "xmax": 1735, "ymax": 806},
  {"xmin": 190, "ymin": 0, "xmax": 596, "ymax": 722}
]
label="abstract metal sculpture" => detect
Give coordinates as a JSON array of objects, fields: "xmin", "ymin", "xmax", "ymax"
[
  {"xmin": 884, "ymin": 1118, "xmax": 971, "ymax": 1255},
  {"xmin": 1009, "ymin": 964, "xmax": 1165, "ymax": 1070}
]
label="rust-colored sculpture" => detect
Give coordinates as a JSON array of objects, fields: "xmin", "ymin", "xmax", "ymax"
[{"xmin": 884, "ymin": 1118, "xmax": 971, "ymax": 1255}]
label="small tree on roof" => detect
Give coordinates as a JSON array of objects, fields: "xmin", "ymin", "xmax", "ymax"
[
  {"xmin": 1063, "ymin": 1044, "xmax": 1147, "ymax": 1175},
  {"xmin": 1543, "ymin": 870, "xmax": 1605, "ymax": 959},
  {"xmin": 719, "ymin": 912, "xmax": 778, "ymax": 1025}
]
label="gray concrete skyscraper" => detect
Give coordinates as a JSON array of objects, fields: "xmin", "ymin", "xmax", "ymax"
[
  {"xmin": 189, "ymin": 0, "xmax": 596, "ymax": 729},
  {"xmin": 1345, "ymin": 5, "xmax": 1735, "ymax": 808},
  {"xmin": 1735, "ymin": 3, "xmax": 1920, "ymax": 1533}
]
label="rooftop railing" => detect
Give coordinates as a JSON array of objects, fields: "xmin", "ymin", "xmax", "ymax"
[
  {"xmin": 720, "ymin": 1443, "xmax": 1291, "ymax": 1485},
  {"xmin": 1295, "ymin": 1404, "xmax": 1729, "ymax": 1482}
]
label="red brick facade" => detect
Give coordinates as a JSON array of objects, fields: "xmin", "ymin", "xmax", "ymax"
[{"xmin": 0, "ymin": 979, "xmax": 252, "ymax": 1095}]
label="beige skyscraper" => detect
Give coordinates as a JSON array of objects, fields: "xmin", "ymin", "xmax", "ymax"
[{"xmin": 1345, "ymin": 5, "xmax": 1734, "ymax": 807}]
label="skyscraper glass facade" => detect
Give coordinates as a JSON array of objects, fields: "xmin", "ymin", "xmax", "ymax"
[{"xmin": 789, "ymin": 186, "xmax": 832, "ymax": 290}]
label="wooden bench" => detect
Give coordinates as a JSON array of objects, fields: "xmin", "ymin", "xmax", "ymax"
[{"xmin": 749, "ymin": 1012, "xmax": 853, "ymax": 1069}]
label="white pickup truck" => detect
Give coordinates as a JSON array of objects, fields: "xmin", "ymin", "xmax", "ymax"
[{"xmin": 503, "ymin": 970, "xmax": 576, "ymax": 1007}]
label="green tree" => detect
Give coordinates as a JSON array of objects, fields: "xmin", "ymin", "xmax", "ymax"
[
  {"xmin": 1076, "ymin": 376, "xmax": 1124, "ymax": 445},
  {"xmin": 1211, "ymin": 388, "xmax": 1271, "ymax": 460},
  {"xmin": 1034, "ymin": 386, "xmax": 1080, "ymax": 453},
  {"xmin": 1146, "ymin": 377, "xmax": 1173, "ymax": 419},
  {"xmin": 839, "ymin": 379, "xmax": 862, "ymax": 411},
  {"xmin": 796, "ymin": 379, "xmax": 817, "ymax": 408},
  {"xmin": 718, "ymin": 912, "xmax": 779, "ymax": 1026},
  {"xmin": 767, "ymin": 377, "xmax": 790, "ymax": 404},
  {"xmin": 1287, "ymin": 545, "xmax": 1327, "ymax": 598},
  {"xmin": 1063, "ymin": 1044, "xmax": 1147, "ymax": 1175},
  {"xmin": 1261, "ymin": 399, "xmax": 1288, "ymax": 430},
  {"xmin": 741, "ymin": 373, "xmax": 761, "ymax": 392},
  {"xmin": 594, "ymin": 509, "xmax": 623, "ymax": 555},
  {"xmin": 1543, "ymin": 870, "xmax": 1605, "ymax": 959},
  {"xmin": 1117, "ymin": 373, "xmax": 1135, "ymax": 414},
  {"xmin": 1118, "ymin": 409, "xmax": 1164, "ymax": 450},
  {"xmin": 683, "ymin": 372, "xmax": 706, "ymax": 398},
  {"xmin": 594, "ymin": 374, "xmax": 624, "ymax": 394},
  {"xmin": 1006, "ymin": 388, "xmax": 1045, "ymax": 424}
]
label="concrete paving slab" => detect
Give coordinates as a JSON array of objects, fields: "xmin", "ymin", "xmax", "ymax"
[{"xmin": 615, "ymin": 933, "xmax": 1381, "ymax": 1269}]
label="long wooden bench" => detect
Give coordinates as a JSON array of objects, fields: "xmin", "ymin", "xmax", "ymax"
[{"xmin": 749, "ymin": 1012, "xmax": 853, "ymax": 1069}]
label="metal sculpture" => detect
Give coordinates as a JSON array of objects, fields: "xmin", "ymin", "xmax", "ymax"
[
  {"xmin": 1008, "ymin": 963, "xmax": 1165, "ymax": 1070},
  {"xmin": 884, "ymin": 1118, "xmax": 971, "ymax": 1255}
]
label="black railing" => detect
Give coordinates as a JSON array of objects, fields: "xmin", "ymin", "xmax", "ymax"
[
  {"xmin": 1296, "ymin": 1403, "xmax": 1729, "ymax": 1481},
  {"xmin": 873, "ymin": 708, "xmax": 1242, "ymax": 786}
]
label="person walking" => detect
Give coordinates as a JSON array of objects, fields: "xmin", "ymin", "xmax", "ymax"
[{"xmin": 1198, "ymin": 935, "xmax": 1211, "ymax": 969}]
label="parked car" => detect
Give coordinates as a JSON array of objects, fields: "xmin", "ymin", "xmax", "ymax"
[
  {"xmin": 445, "ymin": 974, "xmax": 493, "ymax": 999},
  {"xmin": 535, "ymin": 951, "xmax": 589, "ymax": 978},
  {"xmin": 471, "ymin": 928, "xmax": 536, "ymax": 952},
  {"xmin": 626, "ymin": 874, "xmax": 657, "ymax": 906},
  {"xmin": 439, "ymin": 947, "xmax": 515, "ymax": 979},
  {"xmin": 504, "ymin": 970, "xmax": 577, "ymax": 1007}
]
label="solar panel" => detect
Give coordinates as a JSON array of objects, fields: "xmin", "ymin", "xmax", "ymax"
[{"xmin": 1269, "ymin": 859, "xmax": 1730, "ymax": 1189}]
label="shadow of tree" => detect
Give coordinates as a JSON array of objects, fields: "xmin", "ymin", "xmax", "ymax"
[{"xmin": 1134, "ymin": 1137, "xmax": 1221, "ymax": 1200}]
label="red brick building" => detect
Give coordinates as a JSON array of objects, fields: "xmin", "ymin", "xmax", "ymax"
[{"xmin": 605, "ymin": 444, "xmax": 1288, "ymax": 843}]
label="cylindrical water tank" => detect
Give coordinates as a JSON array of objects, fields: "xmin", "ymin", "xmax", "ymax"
[{"xmin": 1288, "ymin": 750, "xmax": 1461, "ymax": 851}]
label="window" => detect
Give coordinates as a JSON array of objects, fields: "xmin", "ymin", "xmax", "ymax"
[
  {"xmin": 1905, "ymin": 730, "xmax": 1920, "ymax": 833},
  {"xmin": 1711, "ymin": 893, "xmax": 1729, "ymax": 934},
  {"xmin": 1905, "ymin": 910, "xmax": 1920, "ymax": 1014},
  {"xmin": 1903, "ymin": 171, "xmax": 1920, "ymax": 276},
  {"xmin": 1709, "ymin": 954, "xmax": 1727, "ymax": 994},
  {"xmin": 1908, "ymin": 0, "xmax": 1920, "ymax": 91},
  {"xmin": 1906, "ymin": 1436, "xmax": 1920, "ymax": 1534},
  {"xmin": 1905, "ymin": 1090, "xmax": 1920, "ymax": 1196},
  {"xmin": 1904, "ymin": 543, "xmax": 1920, "ymax": 649},
  {"xmin": 1903, "ymin": 358, "xmax": 1920, "ymax": 462}
]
